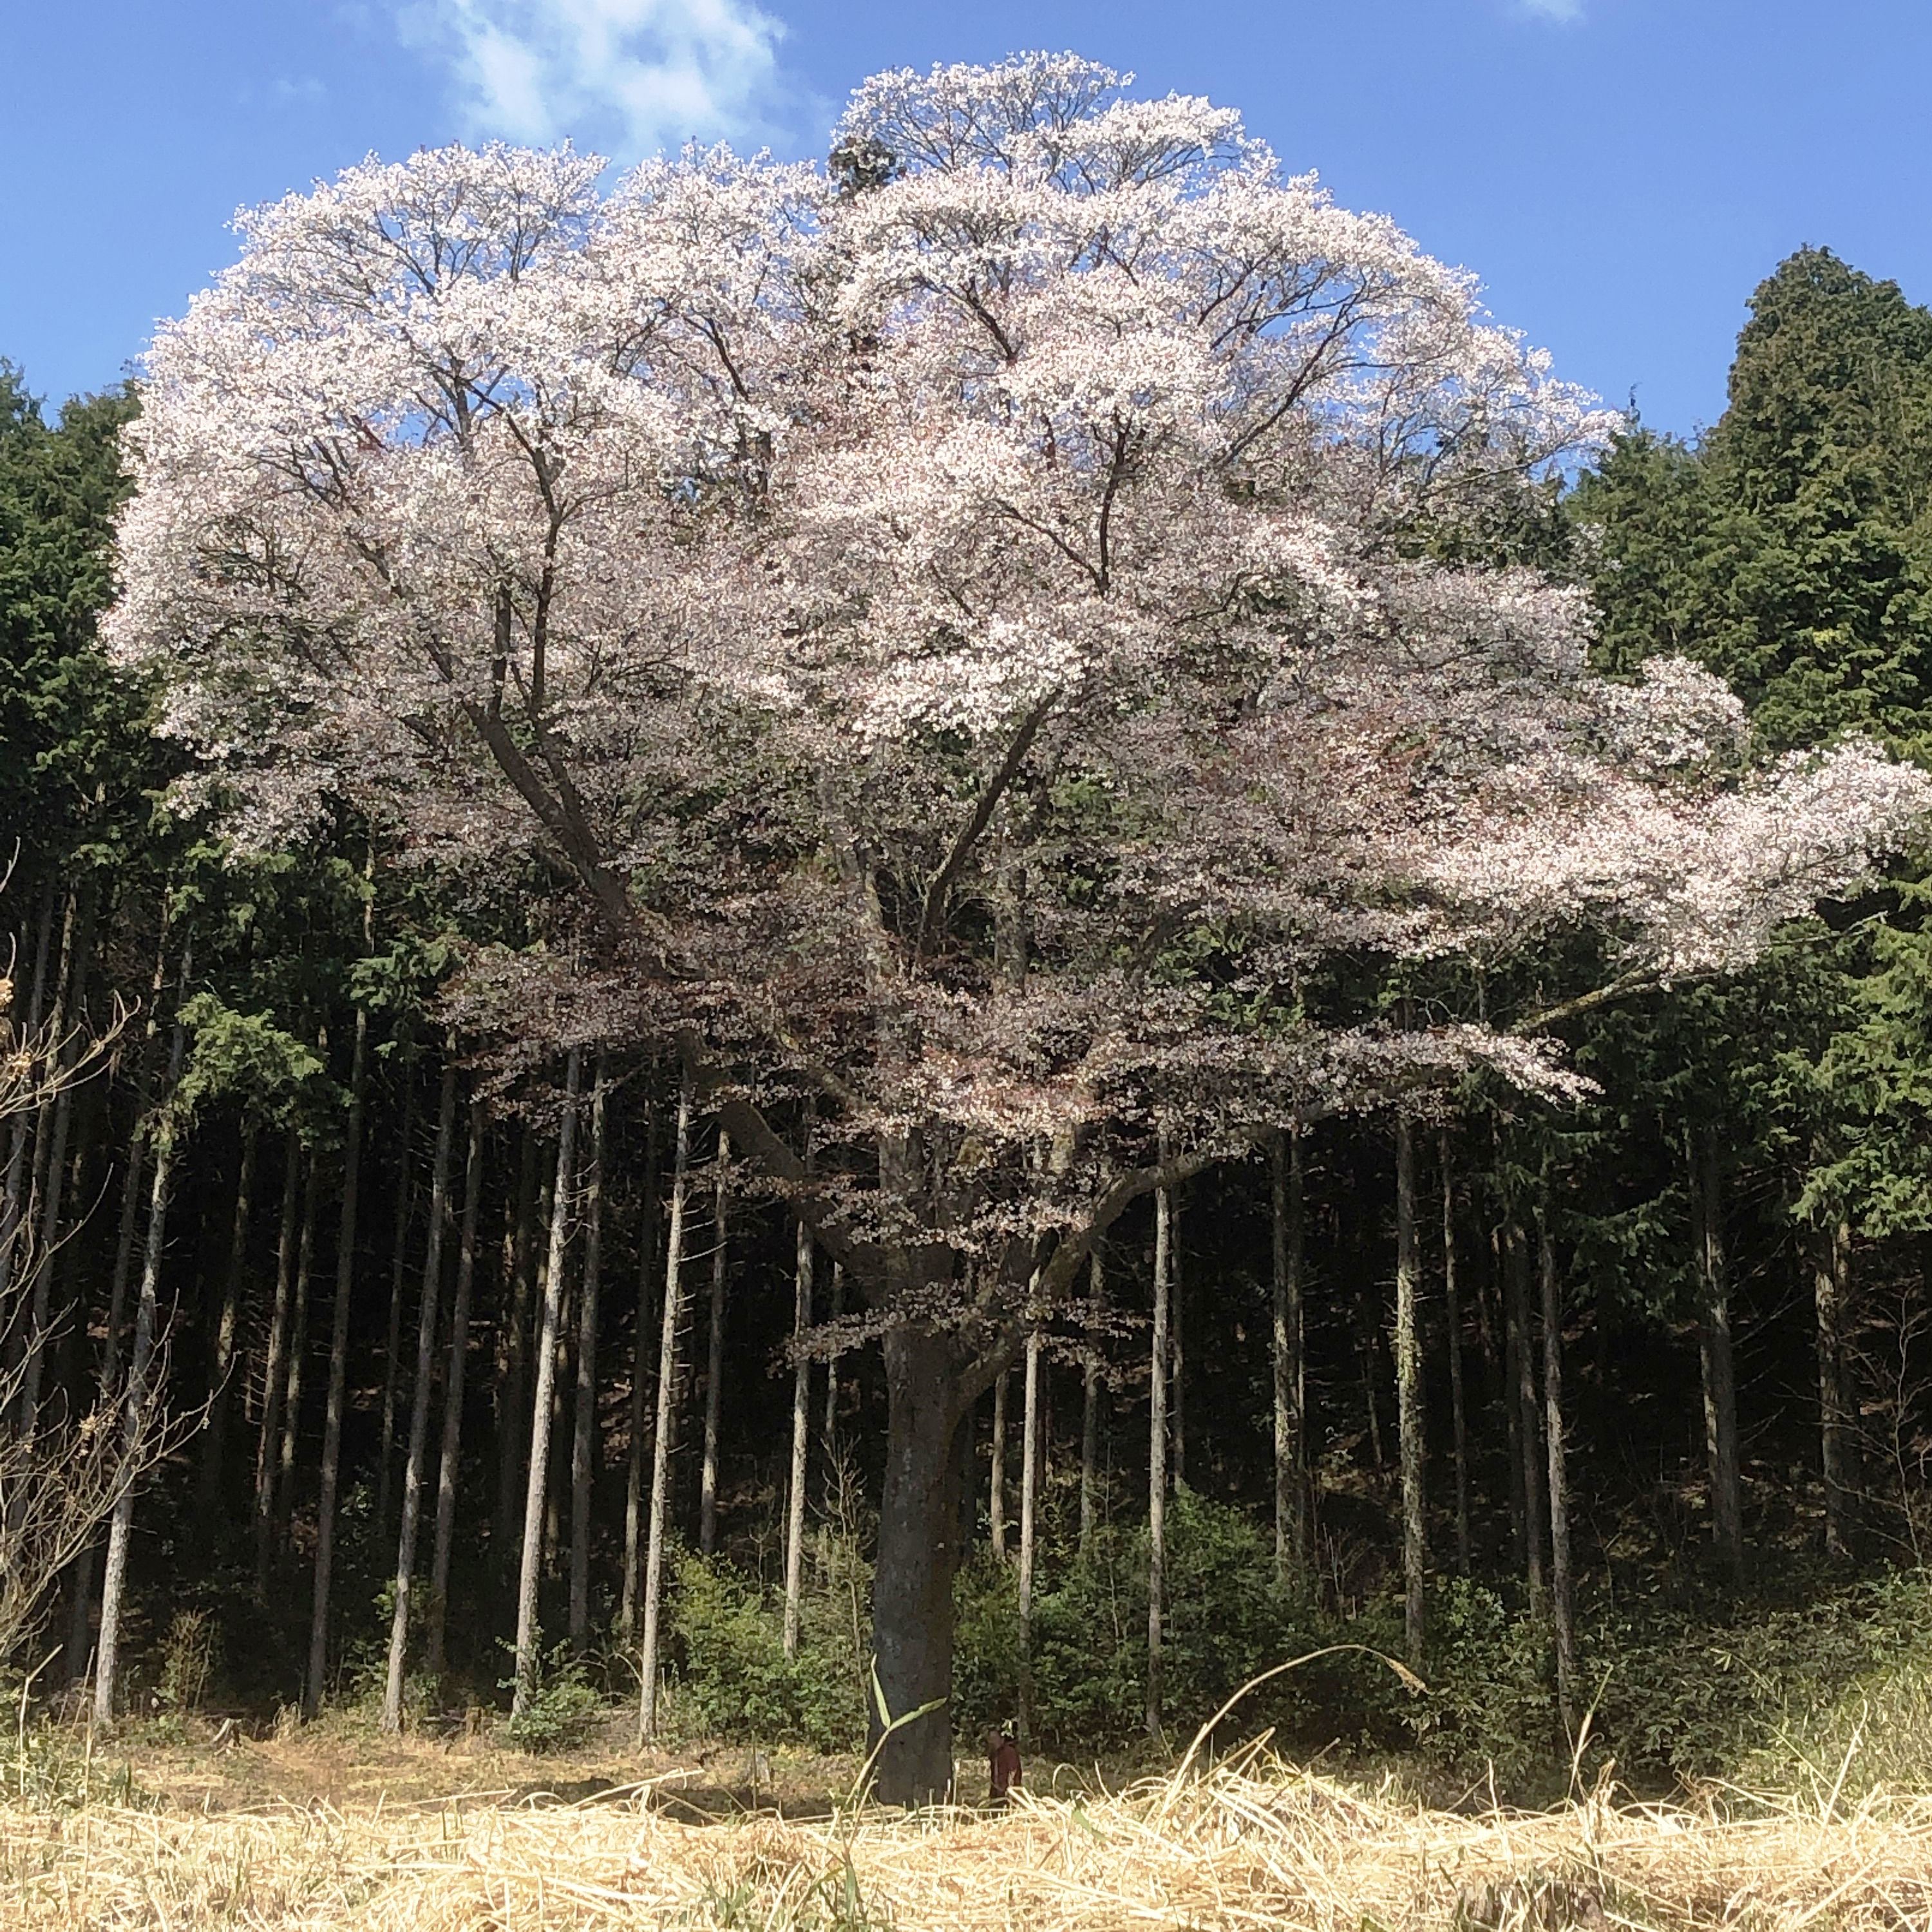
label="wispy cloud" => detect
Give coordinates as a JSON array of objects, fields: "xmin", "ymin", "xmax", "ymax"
[
  {"xmin": 1517, "ymin": 0, "xmax": 1586, "ymax": 20},
  {"xmin": 404, "ymin": 0, "xmax": 789, "ymax": 160}
]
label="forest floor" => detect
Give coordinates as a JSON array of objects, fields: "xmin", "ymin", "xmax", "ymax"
[{"xmin": 5, "ymin": 1719, "xmax": 1932, "ymax": 1929}]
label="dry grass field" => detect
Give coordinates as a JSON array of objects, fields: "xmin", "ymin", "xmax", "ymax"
[{"xmin": 5, "ymin": 1729, "xmax": 1932, "ymax": 1931}]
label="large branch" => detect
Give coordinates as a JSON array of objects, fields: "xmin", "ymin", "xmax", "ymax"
[
  {"xmin": 460, "ymin": 699, "xmax": 638, "ymax": 939},
  {"xmin": 914, "ymin": 692, "xmax": 1058, "ymax": 961}
]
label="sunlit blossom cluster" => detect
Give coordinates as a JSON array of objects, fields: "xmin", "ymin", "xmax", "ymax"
[{"xmin": 109, "ymin": 53, "xmax": 1932, "ymax": 1271}]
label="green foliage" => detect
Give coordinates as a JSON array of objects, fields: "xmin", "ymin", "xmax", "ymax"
[
  {"xmin": 497, "ymin": 1643, "xmax": 603, "ymax": 1754},
  {"xmin": 956, "ymin": 1490, "xmax": 1401, "ymax": 1759},
  {"xmin": 670, "ymin": 1551, "xmax": 867, "ymax": 1752},
  {"xmin": 0, "ymin": 366, "xmax": 156, "ymax": 867},
  {"xmin": 175, "ymin": 992, "xmax": 330, "ymax": 1126},
  {"xmin": 154, "ymin": 1609, "xmax": 220, "ymax": 1715},
  {"xmin": 3, "ymin": 1730, "xmax": 149, "ymax": 1810}
]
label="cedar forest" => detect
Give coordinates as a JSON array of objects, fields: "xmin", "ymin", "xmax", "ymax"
[{"xmin": 7, "ymin": 54, "xmax": 1932, "ymax": 1805}]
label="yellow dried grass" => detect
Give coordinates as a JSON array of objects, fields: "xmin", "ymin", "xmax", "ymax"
[{"xmin": 4, "ymin": 1749, "xmax": 1931, "ymax": 1931}]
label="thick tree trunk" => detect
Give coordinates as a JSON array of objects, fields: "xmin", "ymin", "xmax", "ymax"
[
  {"xmin": 636, "ymin": 1066, "xmax": 692, "ymax": 1743},
  {"xmin": 1692, "ymin": 1129, "xmax": 1745, "ymax": 1587},
  {"xmin": 427, "ymin": 1099, "xmax": 484, "ymax": 1678},
  {"xmin": 1394, "ymin": 1117, "xmax": 1426, "ymax": 1672},
  {"xmin": 305, "ymin": 1003, "xmax": 369, "ymax": 1719},
  {"xmin": 252, "ymin": 1126, "xmax": 302, "ymax": 1599},
  {"xmin": 989, "ymin": 1370, "xmax": 1009, "ymax": 1560},
  {"xmin": 383, "ymin": 1065, "xmax": 457, "ymax": 1732},
  {"xmin": 1814, "ymin": 1217, "xmax": 1859, "ymax": 1560},
  {"xmin": 619, "ymin": 1090, "xmax": 660, "ymax": 1641},
  {"xmin": 95, "ymin": 946, "xmax": 191, "ymax": 1727},
  {"xmin": 1081, "ymin": 1251, "xmax": 1104, "ymax": 1556},
  {"xmin": 199, "ymin": 1128, "xmax": 256, "ymax": 1520},
  {"xmin": 1441, "ymin": 1130, "xmax": 1471, "ymax": 1577},
  {"xmin": 495, "ymin": 1128, "xmax": 539, "ymax": 1562},
  {"xmin": 1018, "ymin": 1325, "xmax": 1041, "ymax": 1744},
  {"xmin": 376, "ymin": 1081, "xmax": 417, "ymax": 1537},
  {"xmin": 569, "ymin": 1058, "xmax": 607, "ymax": 1646},
  {"xmin": 1270, "ymin": 1131, "xmax": 1308, "ymax": 1583},
  {"xmin": 699, "ymin": 1126, "xmax": 729, "ymax": 1557},
  {"xmin": 1505, "ymin": 1222, "xmax": 1547, "ymax": 1613},
  {"xmin": 1146, "ymin": 1153, "xmax": 1172, "ymax": 1740},
  {"xmin": 1540, "ymin": 1222, "xmax": 1576, "ymax": 1728},
  {"xmin": 782, "ymin": 1214, "xmax": 813, "ymax": 1658},
  {"xmin": 869, "ymin": 1324, "xmax": 970, "ymax": 1805},
  {"xmin": 514, "ymin": 1048, "xmax": 582, "ymax": 1712}
]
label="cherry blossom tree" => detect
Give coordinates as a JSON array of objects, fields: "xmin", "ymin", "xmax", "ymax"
[{"xmin": 109, "ymin": 54, "xmax": 1931, "ymax": 1799}]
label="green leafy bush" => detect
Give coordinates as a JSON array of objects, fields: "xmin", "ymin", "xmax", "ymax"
[
  {"xmin": 670, "ymin": 1549, "xmax": 866, "ymax": 1752},
  {"xmin": 498, "ymin": 1643, "xmax": 603, "ymax": 1754}
]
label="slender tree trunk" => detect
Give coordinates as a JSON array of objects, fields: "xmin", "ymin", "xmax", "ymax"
[
  {"xmin": 252, "ymin": 1127, "xmax": 302, "ymax": 1599},
  {"xmin": 305, "ymin": 1001, "xmax": 370, "ymax": 1719},
  {"xmin": 102, "ymin": 1112, "xmax": 147, "ymax": 1392},
  {"xmin": 637, "ymin": 1066, "xmax": 693, "ymax": 1743},
  {"xmin": 569, "ymin": 1061, "xmax": 607, "ymax": 1647},
  {"xmin": 1499, "ymin": 1225, "xmax": 1527, "ymax": 1576},
  {"xmin": 1146, "ymin": 1144, "xmax": 1172, "ymax": 1740},
  {"xmin": 1441, "ymin": 1129, "xmax": 1471, "ymax": 1577},
  {"xmin": 1081, "ymin": 1251, "xmax": 1104, "ymax": 1556},
  {"xmin": 95, "ymin": 942, "xmax": 191, "ymax": 1727},
  {"xmin": 276, "ymin": 1164, "xmax": 319, "ymax": 1554},
  {"xmin": 383, "ymin": 1065, "xmax": 457, "ymax": 1732},
  {"xmin": 1540, "ymin": 1221, "xmax": 1576, "ymax": 1728},
  {"xmin": 782, "ymin": 1214, "xmax": 814, "ymax": 1658},
  {"xmin": 376, "ymin": 1081, "xmax": 417, "ymax": 1538},
  {"xmin": 1018, "ymin": 1325, "xmax": 1041, "ymax": 1745},
  {"xmin": 1170, "ymin": 1191, "xmax": 1186, "ymax": 1490},
  {"xmin": 1359, "ymin": 1287, "xmax": 1386, "ymax": 1470},
  {"xmin": 426, "ymin": 1099, "xmax": 484, "ymax": 1679},
  {"xmin": 699, "ymin": 1126, "xmax": 728, "ymax": 1557},
  {"xmin": 1693, "ymin": 1128, "xmax": 1745, "ymax": 1587},
  {"xmin": 513, "ymin": 1049, "xmax": 582, "ymax": 1712},
  {"xmin": 15, "ymin": 1066, "xmax": 76, "ymax": 1441},
  {"xmin": 989, "ymin": 1371, "xmax": 1009, "ymax": 1560},
  {"xmin": 496, "ymin": 1128, "xmax": 538, "ymax": 1560},
  {"xmin": 1814, "ymin": 1217, "xmax": 1859, "ymax": 1560},
  {"xmin": 822, "ymin": 1261, "xmax": 844, "ymax": 1473},
  {"xmin": 1394, "ymin": 1117, "xmax": 1426, "ymax": 1672},
  {"xmin": 1271, "ymin": 1131, "xmax": 1308, "ymax": 1582},
  {"xmin": 1506, "ymin": 1221, "xmax": 1546, "ymax": 1613},
  {"xmin": 0, "ymin": 880, "xmax": 57, "ymax": 1315},
  {"xmin": 13, "ymin": 889, "xmax": 82, "ymax": 1435},
  {"xmin": 198, "ymin": 1128, "xmax": 256, "ymax": 1520},
  {"xmin": 620, "ymin": 1091, "xmax": 661, "ymax": 1641}
]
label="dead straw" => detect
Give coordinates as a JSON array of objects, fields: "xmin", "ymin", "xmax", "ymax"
[{"xmin": 4, "ymin": 1750, "xmax": 1931, "ymax": 1930}]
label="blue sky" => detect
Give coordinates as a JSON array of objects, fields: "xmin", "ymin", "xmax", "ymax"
[{"xmin": 4, "ymin": 0, "xmax": 1928, "ymax": 433}]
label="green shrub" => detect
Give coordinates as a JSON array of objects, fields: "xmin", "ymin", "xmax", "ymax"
[
  {"xmin": 670, "ymin": 1550, "xmax": 866, "ymax": 1752},
  {"xmin": 498, "ymin": 1643, "xmax": 603, "ymax": 1753}
]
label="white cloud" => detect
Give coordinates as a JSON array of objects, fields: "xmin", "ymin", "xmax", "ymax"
[
  {"xmin": 404, "ymin": 0, "xmax": 788, "ymax": 160},
  {"xmin": 1518, "ymin": 0, "xmax": 1586, "ymax": 19}
]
